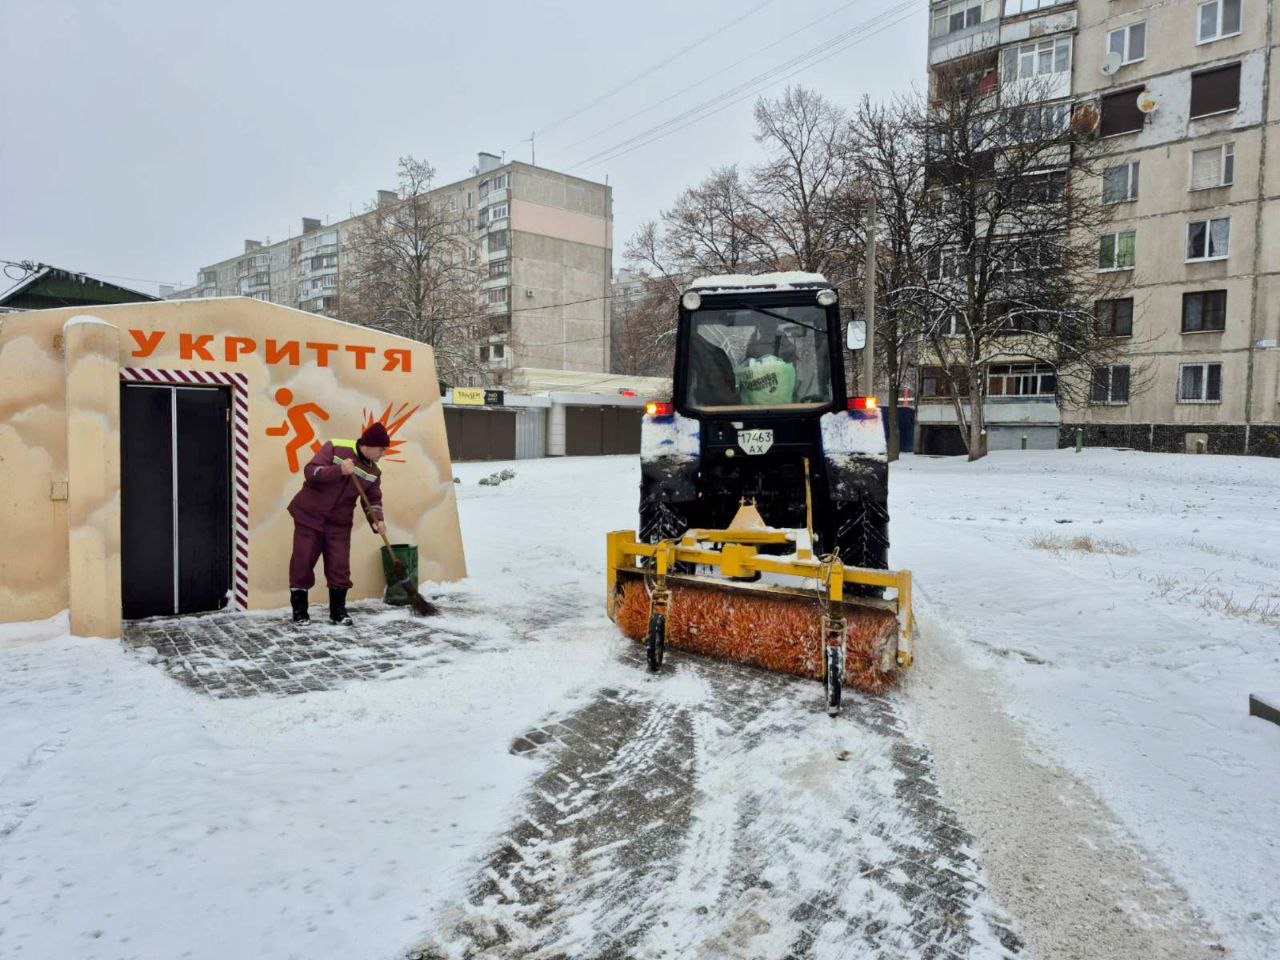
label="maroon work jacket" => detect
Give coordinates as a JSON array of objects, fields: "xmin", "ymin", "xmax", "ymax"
[{"xmin": 288, "ymin": 440, "xmax": 384, "ymax": 532}]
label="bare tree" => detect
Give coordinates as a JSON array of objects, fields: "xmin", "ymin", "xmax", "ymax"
[
  {"xmin": 845, "ymin": 95, "xmax": 932, "ymax": 460},
  {"xmin": 902, "ymin": 61, "xmax": 1141, "ymax": 460},
  {"xmin": 342, "ymin": 157, "xmax": 485, "ymax": 385},
  {"xmin": 611, "ymin": 274, "xmax": 678, "ymax": 377},
  {"xmin": 746, "ymin": 87, "xmax": 861, "ymax": 286}
]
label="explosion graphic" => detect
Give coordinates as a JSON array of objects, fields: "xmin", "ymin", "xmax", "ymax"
[{"xmin": 361, "ymin": 402, "xmax": 420, "ymax": 463}]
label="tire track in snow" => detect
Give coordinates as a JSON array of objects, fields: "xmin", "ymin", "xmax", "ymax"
[{"xmin": 406, "ymin": 649, "xmax": 1022, "ymax": 960}]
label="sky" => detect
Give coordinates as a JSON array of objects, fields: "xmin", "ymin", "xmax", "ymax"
[{"xmin": 0, "ymin": 0, "xmax": 926, "ymax": 296}]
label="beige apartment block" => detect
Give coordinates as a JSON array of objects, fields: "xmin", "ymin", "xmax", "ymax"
[
  {"xmin": 925, "ymin": 0, "xmax": 1279, "ymax": 455},
  {"xmin": 1069, "ymin": 0, "xmax": 1280, "ymax": 454},
  {"xmin": 170, "ymin": 154, "xmax": 613, "ymax": 382}
]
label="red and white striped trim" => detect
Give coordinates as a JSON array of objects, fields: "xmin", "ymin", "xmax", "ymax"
[{"xmin": 120, "ymin": 368, "xmax": 251, "ymax": 611}]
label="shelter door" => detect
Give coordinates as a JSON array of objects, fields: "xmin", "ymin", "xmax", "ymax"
[{"xmin": 121, "ymin": 383, "xmax": 232, "ymax": 619}]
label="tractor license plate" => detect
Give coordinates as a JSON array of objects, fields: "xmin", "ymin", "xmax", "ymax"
[{"xmin": 737, "ymin": 429, "xmax": 774, "ymax": 455}]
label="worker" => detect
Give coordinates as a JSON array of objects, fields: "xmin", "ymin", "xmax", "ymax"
[
  {"xmin": 287, "ymin": 422, "xmax": 390, "ymax": 625},
  {"xmin": 738, "ymin": 317, "xmax": 798, "ymax": 405}
]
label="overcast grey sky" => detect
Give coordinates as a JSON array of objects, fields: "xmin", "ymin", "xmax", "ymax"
[{"xmin": 0, "ymin": 0, "xmax": 925, "ymax": 295}]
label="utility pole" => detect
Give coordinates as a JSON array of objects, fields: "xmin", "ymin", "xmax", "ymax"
[
  {"xmin": 524, "ymin": 132, "xmax": 536, "ymax": 165},
  {"xmin": 863, "ymin": 187, "xmax": 876, "ymax": 396}
]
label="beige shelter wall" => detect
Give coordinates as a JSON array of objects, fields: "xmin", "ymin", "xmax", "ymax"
[
  {"xmin": 0, "ymin": 297, "xmax": 466, "ymax": 627},
  {"xmin": 64, "ymin": 319, "xmax": 123, "ymax": 638},
  {"xmin": 0, "ymin": 310, "xmax": 72, "ymax": 621}
]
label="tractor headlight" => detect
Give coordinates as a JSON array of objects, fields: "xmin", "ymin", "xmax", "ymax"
[
  {"xmin": 816, "ymin": 289, "xmax": 838, "ymax": 307},
  {"xmin": 681, "ymin": 291, "xmax": 702, "ymax": 311}
]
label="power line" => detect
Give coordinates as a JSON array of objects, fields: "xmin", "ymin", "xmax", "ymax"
[
  {"xmin": 536, "ymin": 0, "xmax": 781, "ymax": 139},
  {"xmin": 1, "ymin": 258, "xmax": 181, "ymax": 289},
  {"xmin": 565, "ymin": 0, "xmax": 917, "ymax": 173},
  {"xmin": 550, "ymin": 0, "xmax": 865, "ymax": 159}
]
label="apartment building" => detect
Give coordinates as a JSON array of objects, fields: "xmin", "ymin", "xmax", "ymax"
[
  {"xmin": 924, "ymin": 0, "xmax": 1280, "ymax": 456},
  {"xmin": 171, "ymin": 153, "xmax": 614, "ymax": 382},
  {"xmin": 922, "ymin": 0, "xmax": 1080, "ymax": 453}
]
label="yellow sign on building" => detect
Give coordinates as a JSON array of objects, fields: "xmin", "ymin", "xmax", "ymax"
[{"xmin": 453, "ymin": 388, "xmax": 487, "ymax": 406}]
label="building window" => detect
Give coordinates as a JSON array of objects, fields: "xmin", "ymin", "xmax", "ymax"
[
  {"xmin": 1099, "ymin": 87, "xmax": 1146, "ymax": 136},
  {"xmin": 488, "ymin": 203, "xmax": 509, "ymax": 220},
  {"xmin": 1095, "ymin": 297, "xmax": 1134, "ymax": 336},
  {"xmin": 1191, "ymin": 142, "xmax": 1235, "ymax": 189},
  {"xmin": 1010, "ymin": 169, "xmax": 1067, "ymax": 202},
  {"xmin": 491, "ymin": 342, "xmax": 506, "ymax": 360},
  {"xmin": 489, "ymin": 259, "xmax": 509, "ymax": 279},
  {"xmin": 1178, "ymin": 362, "xmax": 1222, "ymax": 402},
  {"xmin": 487, "ymin": 286, "xmax": 508, "ymax": 304},
  {"xmin": 1186, "ymin": 217, "xmax": 1230, "ymax": 260},
  {"xmin": 488, "ymin": 231, "xmax": 508, "ymax": 253},
  {"xmin": 1098, "ymin": 230, "xmax": 1136, "ymax": 270},
  {"xmin": 1190, "ymin": 63, "xmax": 1241, "ymax": 117},
  {"xmin": 492, "ymin": 174, "xmax": 508, "ymax": 190},
  {"xmin": 478, "ymin": 178, "xmax": 490, "ymax": 197},
  {"xmin": 931, "ymin": 0, "xmax": 982, "ymax": 37},
  {"xmin": 1102, "ymin": 161, "xmax": 1139, "ymax": 203},
  {"xmin": 479, "ymin": 344, "xmax": 489, "ymax": 361},
  {"xmin": 1006, "ymin": 102, "xmax": 1069, "ymax": 142},
  {"xmin": 988, "ymin": 363, "xmax": 1056, "ymax": 397},
  {"xmin": 919, "ymin": 365, "xmax": 969, "ymax": 398},
  {"xmin": 1091, "ymin": 365, "xmax": 1131, "ymax": 404},
  {"xmin": 1197, "ymin": 0, "xmax": 1242, "ymax": 43},
  {"xmin": 1004, "ymin": 36, "xmax": 1072, "ymax": 80},
  {"xmin": 1003, "ymin": 0, "xmax": 1071, "ymax": 14},
  {"xmin": 1182, "ymin": 290, "xmax": 1228, "ymax": 331},
  {"xmin": 467, "ymin": 192, "xmax": 474, "ymax": 208},
  {"xmin": 1107, "ymin": 22, "xmax": 1147, "ymax": 64},
  {"xmin": 926, "ymin": 246, "xmax": 961, "ymax": 280}
]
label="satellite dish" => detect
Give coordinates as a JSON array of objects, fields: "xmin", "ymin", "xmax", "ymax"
[
  {"xmin": 1137, "ymin": 93, "xmax": 1160, "ymax": 114},
  {"xmin": 1100, "ymin": 52, "xmax": 1124, "ymax": 76}
]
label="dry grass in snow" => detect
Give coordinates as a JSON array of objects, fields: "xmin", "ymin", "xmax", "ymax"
[{"xmin": 1027, "ymin": 533, "xmax": 1137, "ymax": 556}]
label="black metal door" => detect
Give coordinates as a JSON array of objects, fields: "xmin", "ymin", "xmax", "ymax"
[
  {"xmin": 121, "ymin": 385, "xmax": 174, "ymax": 619},
  {"xmin": 120, "ymin": 383, "xmax": 232, "ymax": 618}
]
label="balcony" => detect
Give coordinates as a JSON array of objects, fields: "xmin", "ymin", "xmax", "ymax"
[{"xmin": 930, "ymin": 19, "xmax": 1000, "ymax": 66}]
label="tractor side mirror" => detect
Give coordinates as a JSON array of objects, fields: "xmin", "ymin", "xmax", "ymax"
[{"xmin": 846, "ymin": 318, "xmax": 867, "ymax": 351}]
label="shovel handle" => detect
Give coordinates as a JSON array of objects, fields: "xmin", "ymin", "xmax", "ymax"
[{"xmin": 350, "ymin": 472, "xmax": 394, "ymax": 552}]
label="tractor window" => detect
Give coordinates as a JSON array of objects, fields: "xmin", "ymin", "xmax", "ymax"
[{"xmin": 685, "ymin": 305, "xmax": 834, "ymax": 412}]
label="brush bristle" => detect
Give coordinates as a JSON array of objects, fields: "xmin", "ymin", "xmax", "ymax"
[{"xmin": 614, "ymin": 578, "xmax": 899, "ymax": 695}]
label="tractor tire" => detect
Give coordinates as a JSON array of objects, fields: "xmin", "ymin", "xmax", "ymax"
[
  {"xmin": 830, "ymin": 497, "xmax": 890, "ymax": 572},
  {"xmin": 639, "ymin": 493, "xmax": 688, "ymax": 545},
  {"xmin": 824, "ymin": 645, "xmax": 843, "ymax": 715}
]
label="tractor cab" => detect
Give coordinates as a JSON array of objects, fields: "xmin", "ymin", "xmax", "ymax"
[
  {"xmin": 675, "ymin": 275, "xmax": 846, "ymax": 419},
  {"xmin": 639, "ymin": 272, "xmax": 888, "ymax": 572}
]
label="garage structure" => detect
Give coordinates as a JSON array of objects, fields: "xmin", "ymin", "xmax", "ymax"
[{"xmin": 441, "ymin": 390, "xmax": 647, "ymax": 461}]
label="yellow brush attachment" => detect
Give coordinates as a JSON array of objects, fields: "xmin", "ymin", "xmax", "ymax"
[{"xmin": 612, "ymin": 577, "xmax": 902, "ymax": 695}]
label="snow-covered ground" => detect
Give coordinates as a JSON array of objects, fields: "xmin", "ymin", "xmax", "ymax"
[
  {"xmin": 0, "ymin": 449, "xmax": 1276, "ymax": 959},
  {"xmin": 892, "ymin": 450, "xmax": 1280, "ymax": 958}
]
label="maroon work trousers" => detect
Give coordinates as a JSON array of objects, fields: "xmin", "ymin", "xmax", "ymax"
[{"xmin": 289, "ymin": 522, "xmax": 352, "ymax": 590}]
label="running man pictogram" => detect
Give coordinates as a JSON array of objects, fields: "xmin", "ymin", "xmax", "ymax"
[{"xmin": 267, "ymin": 387, "xmax": 330, "ymax": 473}]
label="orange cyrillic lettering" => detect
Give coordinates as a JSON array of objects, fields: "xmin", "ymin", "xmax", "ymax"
[
  {"xmin": 179, "ymin": 333, "xmax": 214, "ymax": 361},
  {"xmin": 345, "ymin": 344, "xmax": 376, "ymax": 370},
  {"xmin": 129, "ymin": 329, "xmax": 165, "ymax": 358},
  {"xmin": 307, "ymin": 342, "xmax": 338, "ymax": 367},
  {"xmin": 225, "ymin": 336, "xmax": 256, "ymax": 362},
  {"xmin": 382, "ymin": 348, "xmax": 412, "ymax": 372},
  {"xmin": 265, "ymin": 339, "xmax": 300, "ymax": 366}
]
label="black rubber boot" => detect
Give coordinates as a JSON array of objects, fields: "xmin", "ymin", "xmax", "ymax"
[
  {"xmin": 329, "ymin": 587, "xmax": 353, "ymax": 626},
  {"xmin": 290, "ymin": 589, "xmax": 311, "ymax": 624}
]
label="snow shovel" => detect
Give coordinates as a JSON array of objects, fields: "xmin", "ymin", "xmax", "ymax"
[{"xmin": 350, "ymin": 474, "xmax": 439, "ymax": 617}]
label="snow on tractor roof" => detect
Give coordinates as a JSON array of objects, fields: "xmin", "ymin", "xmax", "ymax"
[{"xmin": 688, "ymin": 271, "xmax": 829, "ymax": 293}]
